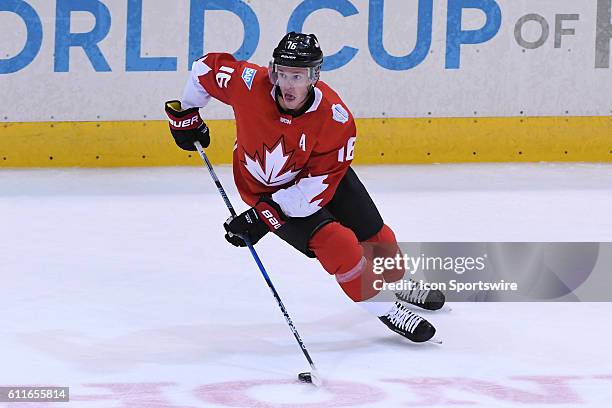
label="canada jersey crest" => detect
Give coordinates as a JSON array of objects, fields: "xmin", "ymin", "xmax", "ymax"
[{"xmin": 242, "ymin": 137, "xmax": 301, "ymax": 187}]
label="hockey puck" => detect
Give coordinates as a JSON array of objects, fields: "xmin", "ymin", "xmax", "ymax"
[{"xmin": 298, "ymin": 372, "xmax": 312, "ymax": 383}]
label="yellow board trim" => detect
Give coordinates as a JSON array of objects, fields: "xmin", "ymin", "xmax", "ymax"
[{"xmin": 1, "ymin": 116, "xmax": 611, "ymax": 167}]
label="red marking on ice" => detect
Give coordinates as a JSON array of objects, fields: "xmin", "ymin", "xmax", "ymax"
[
  {"xmin": 72, "ymin": 382, "xmax": 195, "ymax": 408},
  {"xmin": 384, "ymin": 376, "xmax": 583, "ymax": 405},
  {"xmin": 4, "ymin": 375, "xmax": 609, "ymax": 407},
  {"xmin": 194, "ymin": 379, "xmax": 386, "ymax": 407}
]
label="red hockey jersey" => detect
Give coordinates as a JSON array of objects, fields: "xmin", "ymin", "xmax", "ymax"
[{"xmin": 182, "ymin": 53, "xmax": 357, "ymax": 217}]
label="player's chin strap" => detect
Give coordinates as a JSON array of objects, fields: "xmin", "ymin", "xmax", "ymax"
[{"xmin": 193, "ymin": 140, "xmax": 322, "ymax": 387}]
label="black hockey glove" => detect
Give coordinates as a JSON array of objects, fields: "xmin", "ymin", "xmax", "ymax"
[
  {"xmin": 165, "ymin": 100, "xmax": 210, "ymax": 151},
  {"xmin": 224, "ymin": 196, "xmax": 286, "ymax": 247}
]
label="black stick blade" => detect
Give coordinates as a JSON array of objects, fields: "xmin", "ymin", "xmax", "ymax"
[{"xmin": 298, "ymin": 372, "xmax": 312, "ymax": 383}]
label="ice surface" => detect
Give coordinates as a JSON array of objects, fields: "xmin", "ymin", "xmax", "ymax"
[{"xmin": 1, "ymin": 163, "xmax": 611, "ymax": 407}]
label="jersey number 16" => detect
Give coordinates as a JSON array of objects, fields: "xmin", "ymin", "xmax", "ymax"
[{"xmin": 338, "ymin": 137, "xmax": 356, "ymax": 162}]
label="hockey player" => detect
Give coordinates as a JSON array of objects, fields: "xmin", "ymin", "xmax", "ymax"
[{"xmin": 165, "ymin": 32, "xmax": 444, "ymax": 342}]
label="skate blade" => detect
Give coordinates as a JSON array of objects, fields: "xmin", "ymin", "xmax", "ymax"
[{"xmin": 428, "ymin": 336, "xmax": 443, "ymax": 345}]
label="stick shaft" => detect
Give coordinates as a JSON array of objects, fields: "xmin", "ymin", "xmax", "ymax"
[{"xmin": 194, "ymin": 141, "xmax": 317, "ymax": 370}]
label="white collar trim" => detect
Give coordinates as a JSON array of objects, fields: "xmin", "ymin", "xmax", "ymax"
[{"xmin": 306, "ymin": 87, "xmax": 323, "ymax": 113}]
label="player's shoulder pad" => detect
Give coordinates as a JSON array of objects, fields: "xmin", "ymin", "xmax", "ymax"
[
  {"xmin": 315, "ymin": 81, "xmax": 354, "ymax": 127},
  {"xmin": 311, "ymin": 82, "xmax": 356, "ymax": 152},
  {"xmin": 189, "ymin": 53, "xmax": 239, "ymax": 86},
  {"xmin": 191, "ymin": 52, "xmax": 237, "ymax": 70}
]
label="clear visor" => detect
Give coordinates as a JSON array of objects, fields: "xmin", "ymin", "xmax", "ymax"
[{"xmin": 269, "ymin": 63, "xmax": 316, "ymax": 87}]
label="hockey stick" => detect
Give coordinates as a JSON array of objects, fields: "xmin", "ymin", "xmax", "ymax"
[{"xmin": 193, "ymin": 141, "xmax": 322, "ymax": 387}]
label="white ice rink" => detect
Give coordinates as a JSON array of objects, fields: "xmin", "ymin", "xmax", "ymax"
[{"xmin": 1, "ymin": 163, "xmax": 612, "ymax": 407}]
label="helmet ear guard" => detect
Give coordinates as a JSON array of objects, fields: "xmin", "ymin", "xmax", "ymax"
[
  {"xmin": 268, "ymin": 60, "xmax": 278, "ymax": 85},
  {"xmin": 309, "ymin": 65, "xmax": 321, "ymax": 83}
]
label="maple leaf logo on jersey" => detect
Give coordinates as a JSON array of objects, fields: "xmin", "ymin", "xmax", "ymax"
[{"xmin": 242, "ymin": 138, "xmax": 300, "ymax": 187}]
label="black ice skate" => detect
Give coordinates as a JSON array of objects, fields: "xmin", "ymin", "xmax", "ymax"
[
  {"xmin": 379, "ymin": 301, "xmax": 436, "ymax": 343},
  {"xmin": 396, "ymin": 282, "xmax": 446, "ymax": 311}
]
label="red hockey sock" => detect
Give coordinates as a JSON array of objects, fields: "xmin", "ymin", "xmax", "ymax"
[
  {"xmin": 364, "ymin": 224, "xmax": 404, "ymax": 283},
  {"xmin": 309, "ymin": 222, "xmax": 361, "ymax": 275},
  {"xmin": 309, "ymin": 223, "xmax": 404, "ymax": 302},
  {"xmin": 309, "ymin": 222, "xmax": 380, "ymax": 302}
]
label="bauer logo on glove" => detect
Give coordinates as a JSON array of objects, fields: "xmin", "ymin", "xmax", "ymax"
[
  {"xmin": 223, "ymin": 196, "xmax": 287, "ymax": 246},
  {"xmin": 164, "ymin": 100, "xmax": 210, "ymax": 151},
  {"xmin": 260, "ymin": 209, "xmax": 282, "ymax": 230},
  {"xmin": 169, "ymin": 114, "xmax": 200, "ymax": 129}
]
